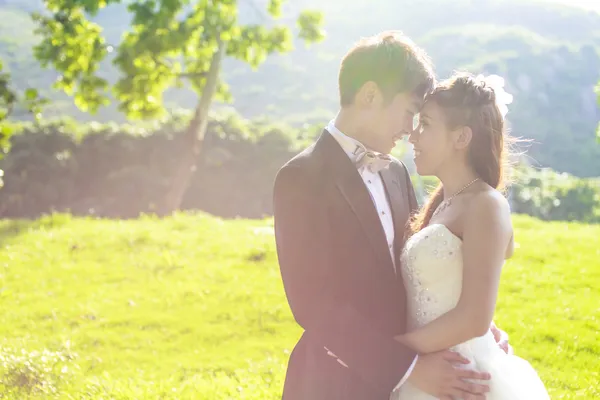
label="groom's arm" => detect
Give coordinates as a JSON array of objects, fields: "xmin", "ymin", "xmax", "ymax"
[
  {"xmin": 491, "ymin": 321, "xmax": 513, "ymax": 354},
  {"xmin": 273, "ymin": 164, "xmax": 417, "ymax": 392}
]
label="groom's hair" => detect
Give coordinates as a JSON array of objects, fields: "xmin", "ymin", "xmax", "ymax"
[{"xmin": 338, "ymin": 31, "xmax": 435, "ymax": 107}]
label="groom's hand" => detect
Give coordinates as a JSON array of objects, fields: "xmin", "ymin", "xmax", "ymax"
[
  {"xmin": 490, "ymin": 321, "xmax": 513, "ymax": 355},
  {"xmin": 407, "ymin": 350, "xmax": 491, "ymax": 400}
]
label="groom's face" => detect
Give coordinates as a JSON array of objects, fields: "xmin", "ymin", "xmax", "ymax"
[{"xmin": 359, "ymin": 86, "xmax": 421, "ymax": 154}]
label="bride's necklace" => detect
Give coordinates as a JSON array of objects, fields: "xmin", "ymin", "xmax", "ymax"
[{"xmin": 432, "ymin": 178, "xmax": 480, "ymax": 218}]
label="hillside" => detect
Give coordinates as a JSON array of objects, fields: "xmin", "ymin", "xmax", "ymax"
[
  {"xmin": 0, "ymin": 0, "xmax": 600, "ymax": 176},
  {"xmin": 0, "ymin": 213, "xmax": 598, "ymax": 398}
]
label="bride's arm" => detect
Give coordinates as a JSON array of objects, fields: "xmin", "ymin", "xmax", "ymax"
[{"xmin": 395, "ymin": 191, "xmax": 513, "ymax": 354}]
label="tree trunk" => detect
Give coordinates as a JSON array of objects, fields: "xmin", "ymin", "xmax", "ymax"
[{"xmin": 158, "ymin": 41, "xmax": 225, "ymax": 216}]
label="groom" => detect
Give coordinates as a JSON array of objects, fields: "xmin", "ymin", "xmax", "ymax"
[{"xmin": 273, "ymin": 31, "xmax": 510, "ymax": 400}]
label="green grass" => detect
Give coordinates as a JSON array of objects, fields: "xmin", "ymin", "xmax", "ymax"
[{"xmin": 0, "ymin": 213, "xmax": 598, "ymax": 399}]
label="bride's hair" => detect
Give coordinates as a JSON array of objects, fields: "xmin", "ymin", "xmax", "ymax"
[{"xmin": 408, "ymin": 72, "xmax": 513, "ymax": 236}]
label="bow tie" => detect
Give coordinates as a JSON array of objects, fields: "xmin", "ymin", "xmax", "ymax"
[{"xmin": 354, "ymin": 148, "xmax": 392, "ymax": 173}]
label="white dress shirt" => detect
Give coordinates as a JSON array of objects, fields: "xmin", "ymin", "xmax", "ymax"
[{"xmin": 326, "ymin": 119, "xmax": 418, "ymax": 393}]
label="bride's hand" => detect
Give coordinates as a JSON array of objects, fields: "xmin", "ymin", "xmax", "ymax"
[{"xmin": 490, "ymin": 321, "xmax": 513, "ymax": 355}]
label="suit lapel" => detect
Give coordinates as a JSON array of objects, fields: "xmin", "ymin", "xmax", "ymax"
[
  {"xmin": 380, "ymin": 167, "xmax": 409, "ymax": 242},
  {"xmin": 317, "ymin": 130, "xmax": 395, "ymax": 275},
  {"xmin": 380, "ymin": 166, "xmax": 410, "ymax": 268}
]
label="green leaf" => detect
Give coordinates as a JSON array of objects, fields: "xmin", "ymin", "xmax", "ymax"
[
  {"xmin": 297, "ymin": 10, "xmax": 326, "ymax": 44},
  {"xmin": 25, "ymin": 88, "xmax": 38, "ymax": 101},
  {"xmin": 267, "ymin": 0, "xmax": 283, "ymax": 18},
  {"xmin": 0, "ymin": 124, "xmax": 14, "ymax": 137}
]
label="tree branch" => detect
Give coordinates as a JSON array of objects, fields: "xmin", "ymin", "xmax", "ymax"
[{"xmin": 178, "ymin": 71, "xmax": 207, "ymax": 79}]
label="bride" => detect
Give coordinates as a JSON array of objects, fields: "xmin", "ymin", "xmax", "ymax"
[{"xmin": 393, "ymin": 73, "xmax": 549, "ymax": 399}]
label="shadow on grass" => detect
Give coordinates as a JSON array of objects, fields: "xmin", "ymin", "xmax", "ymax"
[
  {"xmin": 0, "ymin": 220, "xmax": 33, "ymax": 245},
  {"xmin": 0, "ymin": 213, "xmax": 73, "ymax": 247}
]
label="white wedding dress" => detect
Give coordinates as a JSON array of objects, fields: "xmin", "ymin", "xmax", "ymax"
[{"xmin": 394, "ymin": 224, "xmax": 549, "ymax": 400}]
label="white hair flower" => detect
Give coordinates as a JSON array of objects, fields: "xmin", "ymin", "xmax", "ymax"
[{"xmin": 475, "ymin": 74, "xmax": 513, "ymax": 118}]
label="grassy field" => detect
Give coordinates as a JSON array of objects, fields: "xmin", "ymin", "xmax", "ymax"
[{"xmin": 0, "ymin": 213, "xmax": 598, "ymax": 399}]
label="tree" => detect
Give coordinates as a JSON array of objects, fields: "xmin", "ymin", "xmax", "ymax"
[
  {"xmin": 32, "ymin": 0, "xmax": 325, "ymax": 214},
  {"xmin": 0, "ymin": 59, "xmax": 46, "ymax": 186}
]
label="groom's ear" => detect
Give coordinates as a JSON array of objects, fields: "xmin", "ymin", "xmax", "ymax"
[
  {"xmin": 454, "ymin": 126, "xmax": 473, "ymax": 149},
  {"xmin": 356, "ymin": 81, "xmax": 380, "ymax": 108}
]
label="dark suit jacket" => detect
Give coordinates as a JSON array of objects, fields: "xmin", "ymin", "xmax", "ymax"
[{"xmin": 273, "ymin": 130, "xmax": 420, "ymax": 400}]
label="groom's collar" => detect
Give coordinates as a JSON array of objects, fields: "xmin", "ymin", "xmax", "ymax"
[{"xmin": 326, "ymin": 119, "xmax": 369, "ymax": 163}]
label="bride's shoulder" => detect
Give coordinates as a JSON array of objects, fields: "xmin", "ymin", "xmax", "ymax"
[
  {"xmin": 472, "ymin": 187, "xmax": 509, "ymax": 205},
  {"xmin": 464, "ymin": 189, "xmax": 514, "ymax": 256},
  {"xmin": 467, "ymin": 189, "xmax": 511, "ymax": 225}
]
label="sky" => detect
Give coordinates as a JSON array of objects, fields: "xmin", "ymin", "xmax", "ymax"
[{"xmin": 536, "ymin": 0, "xmax": 600, "ymax": 12}]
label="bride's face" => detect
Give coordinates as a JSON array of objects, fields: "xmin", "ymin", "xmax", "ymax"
[{"xmin": 409, "ymin": 101, "xmax": 460, "ymax": 176}]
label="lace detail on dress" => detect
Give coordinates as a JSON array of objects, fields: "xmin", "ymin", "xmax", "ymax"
[{"xmin": 401, "ymin": 224, "xmax": 463, "ymax": 328}]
